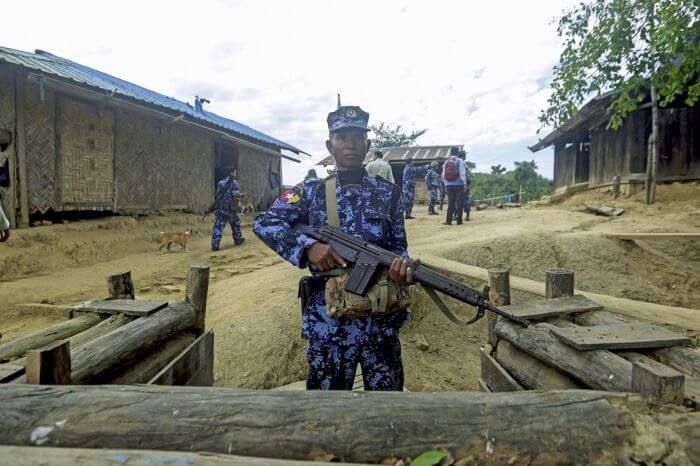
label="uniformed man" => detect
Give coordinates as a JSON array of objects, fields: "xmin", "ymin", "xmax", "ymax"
[
  {"xmin": 211, "ymin": 168, "xmax": 245, "ymax": 251},
  {"xmin": 253, "ymin": 106, "xmax": 413, "ymax": 391},
  {"xmin": 424, "ymin": 161, "xmax": 441, "ymax": 215}
]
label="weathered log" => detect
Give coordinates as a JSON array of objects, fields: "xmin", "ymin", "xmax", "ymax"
[
  {"xmin": 545, "ymin": 268, "xmax": 574, "ymax": 299},
  {"xmin": 416, "ymin": 253, "xmax": 700, "ymax": 331},
  {"xmin": 70, "ymin": 302, "xmax": 196, "ymax": 383},
  {"xmin": 487, "ymin": 268, "xmax": 510, "ymax": 347},
  {"xmin": 106, "ymin": 271, "xmax": 135, "ymax": 299},
  {"xmin": 26, "ymin": 340, "xmax": 71, "ymax": 385},
  {"xmin": 186, "ymin": 265, "xmax": 210, "ymax": 333},
  {"xmin": 479, "ymin": 346, "xmax": 522, "ymax": 392},
  {"xmin": 0, "ymin": 314, "xmax": 102, "ymax": 361},
  {"xmin": 0, "ymin": 384, "xmax": 696, "ymax": 465},
  {"xmin": 494, "ymin": 339, "xmax": 580, "ymax": 390},
  {"xmin": 575, "ymin": 311, "xmax": 700, "ymax": 377},
  {"xmin": 110, "ymin": 332, "xmax": 197, "ymax": 384},
  {"xmin": 0, "ymin": 446, "xmax": 370, "ymax": 466},
  {"xmin": 496, "ymin": 320, "xmax": 633, "ymax": 391}
]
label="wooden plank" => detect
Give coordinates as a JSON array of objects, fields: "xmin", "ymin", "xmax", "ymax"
[
  {"xmin": 0, "ymin": 446, "xmax": 369, "ymax": 466},
  {"xmin": 3, "ymin": 384, "xmax": 696, "ymax": 465},
  {"xmin": 549, "ymin": 323, "xmax": 690, "ymax": 351},
  {"xmin": 148, "ymin": 329, "xmax": 213, "ymax": 386},
  {"xmin": 622, "ymin": 352, "xmax": 685, "ymax": 404},
  {"xmin": 480, "ymin": 346, "xmax": 523, "ymax": 392},
  {"xmin": 496, "ymin": 320, "xmax": 633, "ymax": 391},
  {"xmin": 605, "ymin": 232, "xmax": 700, "ymax": 241},
  {"xmin": 498, "ymin": 294, "xmax": 602, "ymax": 320},
  {"xmin": 655, "ymin": 347, "xmax": 700, "ymax": 377},
  {"xmin": 0, "ymin": 313, "xmax": 102, "ymax": 361},
  {"xmin": 75, "ymin": 299, "xmax": 167, "ymax": 317},
  {"xmin": 416, "ymin": 252, "xmax": 700, "ymax": 331},
  {"xmin": 477, "ymin": 377, "xmax": 491, "ymax": 392},
  {"xmin": 111, "ymin": 332, "xmax": 197, "ymax": 384},
  {"xmin": 26, "ymin": 340, "xmax": 71, "ymax": 385},
  {"xmin": 494, "ymin": 339, "xmax": 580, "ymax": 390},
  {"xmin": 0, "ymin": 363, "xmax": 24, "ymax": 383}
]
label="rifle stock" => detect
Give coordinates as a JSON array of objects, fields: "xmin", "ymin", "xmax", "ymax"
[{"xmin": 295, "ymin": 224, "xmax": 529, "ymax": 327}]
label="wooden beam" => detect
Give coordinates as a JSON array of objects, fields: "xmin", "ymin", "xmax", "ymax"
[
  {"xmin": 70, "ymin": 302, "xmax": 196, "ymax": 384},
  {"xmin": 111, "ymin": 332, "xmax": 196, "ymax": 384},
  {"xmin": 545, "ymin": 268, "xmax": 574, "ymax": 299},
  {"xmin": 604, "ymin": 232, "xmax": 700, "ymax": 241},
  {"xmin": 415, "ymin": 253, "xmax": 700, "ymax": 331},
  {"xmin": 106, "ymin": 271, "xmax": 135, "ymax": 299},
  {"xmin": 487, "ymin": 268, "xmax": 510, "ymax": 346},
  {"xmin": 0, "ymin": 313, "xmax": 102, "ymax": 361},
  {"xmin": 186, "ymin": 265, "xmax": 210, "ymax": 333},
  {"xmin": 495, "ymin": 320, "xmax": 632, "ymax": 391},
  {"xmin": 622, "ymin": 352, "xmax": 685, "ymax": 404},
  {"xmin": 494, "ymin": 339, "xmax": 580, "ymax": 390},
  {"xmin": 0, "ymin": 446, "xmax": 368, "ymax": 466},
  {"xmin": 549, "ymin": 323, "xmax": 690, "ymax": 351},
  {"xmin": 479, "ymin": 346, "xmax": 523, "ymax": 392},
  {"xmin": 75, "ymin": 299, "xmax": 167, "ymax": 317},
  {"xmin": 0, "ymin": 384, "xmax": 696, "ymax": 464},
  {"xmin": 26, "ymin": 340, "xmax": 71, "ymax": 384},
  {"xmin": 14, "ymin": 69, "xmax": 29, "ymax": 227},
  {"xmin": 148, "ymin": 329, "xmax": 214, "ymax": 386}
]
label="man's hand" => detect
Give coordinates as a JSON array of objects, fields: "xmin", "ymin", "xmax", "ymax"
[
  {"xmin": 307, "ymin": 243, "xmax": 347, "ymax": 272},
  {"xmin": 389, "ymin": 258, "xmax": 413, "ymax": 285},
  {"xmin": 0, "ymin": 229, "xmax": 9, "ymax": 242}
]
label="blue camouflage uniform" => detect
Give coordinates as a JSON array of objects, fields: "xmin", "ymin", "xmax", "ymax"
[
  {"xmin": 424, "ymin": 168, "xmax": 440, "ymax": 213},
  {"xmin": 402, "ymin": 165, "xmax": 427, "ymax": 217},
  {"xmin": 211, "ymin": 175, "xmax": 244, "ymax": 249},
  {"xmin": 253, "ymin": 172, "xmax": 409, "ymax": 391}
]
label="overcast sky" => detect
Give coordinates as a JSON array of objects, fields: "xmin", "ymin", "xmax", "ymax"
[{"xmin": 2, "ymin": 0, "xmax": 575, "ymax": 184}]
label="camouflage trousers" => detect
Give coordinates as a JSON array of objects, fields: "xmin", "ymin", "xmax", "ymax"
[
  {"xmin": 428, "ymin": 187, "xmax": 438, "ymax": 211},
  {"xmin": 306, "ymin": 331, "xmax": 404, "ymax": 391},
  {"xmin": 402, "ymin": 183, "xmax": 415, "ymax": 216},
  {"xmin": 211, "ymin": 209, "xmax": 243, "ymax": 248}
]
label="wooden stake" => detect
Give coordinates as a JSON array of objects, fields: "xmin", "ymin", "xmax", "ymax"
[
  {"xmin": 545, "ymin": 268, "xmax": 574, "ymax": 299},
  {"xmin": 106, "ymin": 271, "xmax": 135, "ymax": 299},
  {"xmin": 487, "ymin": 268, "xmax": 510, "ymax": 347},
  {"xmin": 26, "ymin": 340, "xmax": 71, "ymax": 384},
  {"xmin": 612, "ymin": 176, "xmax": 621, "ymax": 199},
  {"xmin": 186, "ymin": 265, "xmax": 210, "ymax": 333}
]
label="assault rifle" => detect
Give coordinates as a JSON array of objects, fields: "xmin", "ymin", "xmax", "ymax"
[
  {"xmin": 294, "ymin": 224, "xmax": 530, "ymax": 327},
  {"xmin": 201, "ymin": 177, "xmax": 243, "ymax": 221}
]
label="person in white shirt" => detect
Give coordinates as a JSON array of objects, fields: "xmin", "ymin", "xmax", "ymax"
[{"xmin": 365, "ymin": 150, "xmax": 395, "ymax": 183}]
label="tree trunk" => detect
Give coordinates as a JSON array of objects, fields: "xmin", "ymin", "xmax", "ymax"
[
  {"xmin": 0, "ymin": 314, "xmax": 102, "ymax": 361},
  {"xmin": 0, "ymin": 384, "xmax": 696, "ymax": 465}
]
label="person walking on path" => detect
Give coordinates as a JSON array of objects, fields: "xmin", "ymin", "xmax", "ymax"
[{"xmin": 441, "ymin": 147, "xmax": 467, "ymax": 225}]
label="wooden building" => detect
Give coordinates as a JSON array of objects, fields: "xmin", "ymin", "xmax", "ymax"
[
  {"xmin": 0, "ymin": 47, "xmax": 304, "ymax": 227},
  {"xmin": 530, "ymin": 92, "xmax": 700, "ymax": 193}
]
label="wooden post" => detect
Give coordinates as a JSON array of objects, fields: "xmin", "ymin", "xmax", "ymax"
[
  {"xmin": 186, "ymin": 265, "xmax": 210, "ymax": 333},
  {"xmin": 26, "ymin": 340, "xmax": 71, "ymax": 384},
  {"xmin": 487, "ymin": 268, "xmax": 510, "ymax": 347},
  {"xmin": 545, "ymin": 268, "xmax": 574, "ymax": 299},
  {"xmin": 14, "ymin": 70, "xmax": 29, "ymax": 227},
  {"xmin": 106, "ymin": 271, "xmax": 135, "ymax": 299},
  {"xmin": 625, "ymin": 352, "xmax": 685, "ymax": 404},
  {"xmin": 612, "ymin": 175, "xmax": 621, "ymax": 199}
]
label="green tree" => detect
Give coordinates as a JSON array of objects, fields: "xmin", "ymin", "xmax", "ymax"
[
  {"xmin": 541, "ymin": 0, "xmax": 699, "ymax": 203},
  {"xmin": 304, "ymin": 168, "xmax": 319, "ymax": 181},
  {"xmin": 465, "ymin": 160, "xmax": 476, "ymax": 172},
  {"xmin": 490, "ymin": 164, "xmax": 506, "ymax": 175},
  {"xmin": 369, "ymin": 122, "xmax": 427, "ymax": 148},
  {"xmin": 471, "ymin": 161, "xmax": 552, "ymax": 204}
]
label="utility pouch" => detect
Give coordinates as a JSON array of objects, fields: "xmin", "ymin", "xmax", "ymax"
[{"xmin": 324, "ymin": 270, "xmax": 412, "ymax": 319}]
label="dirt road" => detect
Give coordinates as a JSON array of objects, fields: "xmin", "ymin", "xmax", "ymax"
[{"xmin": 1, "ymin": 183, "xmax": 698, "ymax": 390}]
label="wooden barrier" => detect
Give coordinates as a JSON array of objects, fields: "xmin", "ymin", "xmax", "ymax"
[{"xmin": 0, "ymin": 384, "xmax": 697, "ymax": 465}]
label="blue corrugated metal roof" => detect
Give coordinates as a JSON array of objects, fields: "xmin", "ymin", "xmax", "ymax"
[{"xmin": 0, "ymin": 46, "xmax": 303, "ymax": 154}]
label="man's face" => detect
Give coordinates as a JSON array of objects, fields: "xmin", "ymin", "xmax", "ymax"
[{"xmin": 326, "ymin": 129, "xmax": 370, "ymax": 171}]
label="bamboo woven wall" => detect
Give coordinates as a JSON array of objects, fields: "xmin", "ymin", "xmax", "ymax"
[
  {"xmin": 0, "ymin": 65, "xmax": 15, "ymax": 222},
  {"xmin": 24, "ymin": 78, "xmax": 56, "ymax": 214},
  {"xmin": 237, "ymin": 145, "xmax": 281, "ymax": 210},
  {"xmin": 114, "ymin": 109, "xmax": 213, "ymax": 213}
]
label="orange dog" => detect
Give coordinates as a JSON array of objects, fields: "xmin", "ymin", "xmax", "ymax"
[{"xmin": 159, "ymin": 229, "xmax": 192, "ymax": 253}]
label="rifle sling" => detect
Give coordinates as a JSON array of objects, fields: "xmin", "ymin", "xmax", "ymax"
[
  {"xmin": 325, "ymin": 176, "xmax": 340, "ymax": 228},
  {"xmin": 421, "ymin": 284, "xmax": 484, "ymax": 326}
]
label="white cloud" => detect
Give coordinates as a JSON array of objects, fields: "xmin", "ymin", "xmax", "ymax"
[{"xmin": 1, "ymin": 0, "xmax": 575, "ymax": 183}]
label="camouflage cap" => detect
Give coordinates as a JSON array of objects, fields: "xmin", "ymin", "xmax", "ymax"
[{"xmin": 327, "ymin": 106, "xmax": 370, "ymax": 133}]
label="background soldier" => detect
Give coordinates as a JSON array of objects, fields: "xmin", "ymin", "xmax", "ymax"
[
  {"xmin": 424, "ymin": 161, "xmax": 441, "ymax": 215},
  {"xmin": 253, "ymin": 105, "xmax": 413, "ymax": 391},
  {"xmin": 211, "ymin": 168, "xmax": 245, "ymax": 251}
]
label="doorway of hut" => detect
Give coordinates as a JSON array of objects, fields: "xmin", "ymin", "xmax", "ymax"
[{"xmin": 214, "ymin": 141, "xmax": 239, "ymax": 184}]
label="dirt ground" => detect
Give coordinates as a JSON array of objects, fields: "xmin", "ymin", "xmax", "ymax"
[{"xmin": 1, "ymin": 182, "xmax": 698, "ymax": 391}]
